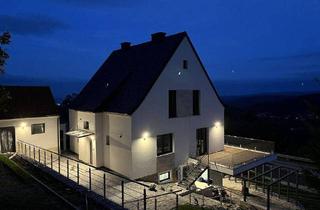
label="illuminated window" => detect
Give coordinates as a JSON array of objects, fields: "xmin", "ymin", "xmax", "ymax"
[
  {"xmin": 83, "ymin": 121, "xmax": 89, "ymax": 130},
  {"xmin": 157, "ymin": 133, "xmax": 173, "ymax": 156},
  {"xmin": 159, "ymin": 171, "xmax": 171, "ymax": 182},
  {"xmin": 31, "ymin": 123, "xmax": 45, "ymax": 135}
]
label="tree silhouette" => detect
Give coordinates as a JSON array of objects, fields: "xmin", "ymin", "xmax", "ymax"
[
  {"xmin": 0, "ymin": 32, "xmax": 11, "ymax": 74},
  {"xmin": 0, "ymin": 32, "xmax": 11, "ymax": 113}
]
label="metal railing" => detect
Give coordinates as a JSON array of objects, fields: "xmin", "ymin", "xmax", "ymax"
[
  {"xmin": 16, "ymin": 140, "xmax": 150, "ymax": 209},
  {"xmin": 225, "ymin": 135, "xmax": 275, "ymax": 153}
]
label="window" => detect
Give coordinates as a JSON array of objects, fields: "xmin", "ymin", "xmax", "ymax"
[
  {"xmin": 193, "ymin": 90, "xmax": 200, "ymax": 115},
  {"xmin": 83, "ymin": 121, "xmax": 89, "ymax": 130},
  {"xmin": 106, "ymin": 135, "xmax": 110, "ymax": 145},
  {"xmin": 157, "ymin": 133, "xmax": 173, "ymax": 156},
  {"xmin": 159, "ymin": 171, "xmax": 171, "ymax": 182},
  {"xmin": 169, "ymin": 90, "xmax": 200, "ymax": 118},
  {"xmin": 168, "ymin": 90, "xmax": 177, "ymax": 118},
  {"xmin": 31, "ymin": 123, "xmax": 45, "ymax": 135},
  {"xmin": 183, "ymin": 59, "xmax": 188, "ymax": 69}
]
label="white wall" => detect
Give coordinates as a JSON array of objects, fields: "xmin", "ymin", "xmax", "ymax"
[
  {"xmin": 69, "ymin": 109, "xmax": 79, "ymax": 154},
  {"xmin": 69, "ymin": 110, "xmax": 97, "ymax": 165},
  {"xmin": 131, "ymin": 37, "xmax": 224, "ymax": 179},
  {"xmin": 0, "ymin": 116, "xmax": 59, "ymax": 152},
  {"xmin": 104, "ymin": 113, "xmax": 132, "ymax": 177}
]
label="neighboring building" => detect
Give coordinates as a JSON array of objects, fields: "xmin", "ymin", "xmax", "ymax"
[
  {"xmin": 67, "ymin": 32, "xmax": 225, "ymax": 182},
  {"xmin": 0, "ymin": 86, "xmax": 60, "ymax": 153}
]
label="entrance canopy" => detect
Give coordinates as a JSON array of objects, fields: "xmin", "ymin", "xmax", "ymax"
[{"xmin": 66, "ymin": 129, "xmax": 94, "ymax": 138}]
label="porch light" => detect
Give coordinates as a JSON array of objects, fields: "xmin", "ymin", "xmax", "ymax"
[
  {"xmin": 214, "ymin": 121, "xmax": 221, "ymax": 128},
  {"xmin": 142, "ymin": 132, "xmax": 150, "ymax": 140},
  {"xmin": 20, "ymin": 122, "xmax": 26, "ymax": 129}
]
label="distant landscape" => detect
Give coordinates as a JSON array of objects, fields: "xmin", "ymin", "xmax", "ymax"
[{"xmin": 224, "ymin": 93, "xmax": 320, "ymax": 158}]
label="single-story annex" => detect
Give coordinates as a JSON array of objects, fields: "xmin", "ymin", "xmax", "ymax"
[{"xmin": 0, "ymin": 86, "xmax": 60, "ymax": 153}]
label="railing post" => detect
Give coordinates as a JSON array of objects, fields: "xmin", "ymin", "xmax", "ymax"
[
  {"xmin": 24, "ymin": 144, "xmax": 26, "ymax": 156},
  {"xmin": 176, "ymin": 194, "xmax": 179, "ymax": 209},
  {"xmin": 262, "ymin": 164, "xmax": 265, "ymax": 193},
  {"xmin": 29, "ymin": 145, "xmax": 31, "ymax": 158},
  {"xmin": 121, "ymin": 180, "xmax": 124, "ymax": 207},
  {"xmin": 89, "ymin": 168, "xmax": 91, "ymax": 191},
  {"xmin": 287, "ymin": 177, "xmax": 290, "ymax": 202},
  {"xmin": 38, "ymin": 149, "xmax": 40, "ymax": 163},
  {"xmin": 267, "ymin": 186, "xmax": 270, "ymax": 210},
  {"xmin": 295, "ymin": 172, "xmax": 299, "ymax": 203},
  {"xmin": 278, "ymin": 167, "xmax": 281, "ymax": 198},
  {"xmin": 243, "ymin": 180, "xmax": 247, "ymax": 202},
  {"xmin": 143, "ymin": 188, "xmax": 147, "ymax": 210},
  {"xmin": 155, "ymin": 198, "xmax": 157, "ymax": 210},
  {"xmin": 44, "ymin": 150, "xmax": 46, "ymax": 166},
  {"xmin": 103, "ymin": 173, "xmax": 106, "ymax": 199},
  {"xmin": 77, "ymin": 163, "xmax": 79, "ymax": 184},
  {"xmin": 33, "ymin": 147, "xmax": 35, "ymax": 160},
  {"xmin": 58, "ymin": 155, "xmax": 60, "ymax": 174},
  {"xmin": 67, "ymin": 159, "xmax": 69, "ymax": 178},
  {"xmin": 50, "ymin": 153, "xmax": 53, "ymax": 169}
]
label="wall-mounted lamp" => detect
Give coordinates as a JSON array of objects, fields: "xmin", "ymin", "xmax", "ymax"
[
  {"xmin": 20, "ymin": 122, "xmax": 26, "ymax": 129},
  {"xmin": 214, "ymin": 121, "xmax": 221, "ymax": 128},
  {"xmin": 142, "ymin": 132, "xmax": 150, "ymax": 140}
]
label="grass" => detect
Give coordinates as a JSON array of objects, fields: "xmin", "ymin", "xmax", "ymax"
[
  {"xmin": 0, "ymin": 154, "xmax": 30, "ymax": 181},
  {"xmin": 0, "ymin": 154, "xmax": 72, "ymax": 209}
]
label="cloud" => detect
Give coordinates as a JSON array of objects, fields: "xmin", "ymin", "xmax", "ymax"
[
  {"xmin": 0, "ymin": 14, "xmax": 68, "ymax": 36},
  {"xmin": 251, "ymin": 52, "xmax": 320, "ymax": 62},
  {"xmin": 54, "ymin": 0, "xmax": 141, "ymax": 8}
]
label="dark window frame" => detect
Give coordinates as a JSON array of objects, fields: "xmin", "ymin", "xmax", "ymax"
[
  {"xmin": 168, "ymin": 90, "xmax": 177, "ymax": 118},
  {"xmin": 31, "ymin": 123, "xmax": 45, "ymax": 135},
  {"xmin": 193, "ymin": 90, "xmax": 200, "ymax": 115},
  {"xmin": 83, "ymin": 121, "xmax": 89, "ymax": 130},
  {"xmin": 183, "ymin": 59, "xmax": 188, "ymax": 69},
  {"xmin": 157, "ymin": 133, "xmax": 173, "ymax": 156},
  {"xmin": 106, "ymin": 135, "xmax": 110, "ymax": 145}
]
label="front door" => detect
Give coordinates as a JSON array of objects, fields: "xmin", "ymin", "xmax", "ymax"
[
  {"xmin": 196, "ymin": 128, "xmax": 208, "ymax": 156},
  {"xmin": 0, "ymin": 127, "xmax": 16, "ymax": 153}
]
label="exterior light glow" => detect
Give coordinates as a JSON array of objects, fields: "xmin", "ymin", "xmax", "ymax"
[
  {"xmin": 142, "ymin": 132, "xmax": 149, "ymax": 140},
  {"xmin": 214, "ymin": 121, "xmax": 221, "ymax": 128},
  {"xmin": 20, "ymin": 122, "xmax": 27, "ymax": 129}
]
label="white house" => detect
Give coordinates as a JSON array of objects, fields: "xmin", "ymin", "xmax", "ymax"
[
  {"xmin": 67, "ymin": 32, "xmax": 225, "ymax": 182},
  {"xmin": 0, "ymin": 86, "xmax": 60, "ymax": 153}
]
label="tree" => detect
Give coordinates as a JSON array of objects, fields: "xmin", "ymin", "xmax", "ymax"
[
  {"xmin": 0, "ymin": 32, "xmax": 11, "ymax": 74},
  {"xmin": 0, "ymin": 32, "xmax": 11, "ymax": 113}
]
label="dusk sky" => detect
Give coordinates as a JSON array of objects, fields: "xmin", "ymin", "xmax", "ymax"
[{"xmin": 1, "ymin": 0, "xmax": 320, "ymax": 98}]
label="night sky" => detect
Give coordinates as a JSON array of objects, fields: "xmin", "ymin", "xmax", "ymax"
[{"xmin": 0, "ymin": 0, "xmax": 320, "ymax": 98}]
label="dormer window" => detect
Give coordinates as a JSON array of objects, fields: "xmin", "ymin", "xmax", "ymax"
[{"xmin": 183, "ymin": 59, "xmax": 188, "ymax": 69}]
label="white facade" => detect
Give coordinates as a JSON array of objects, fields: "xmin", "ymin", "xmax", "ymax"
[
  {"xmin": 69, "ymin": 37, "xmax": 224, "ymax": 180},
  {"xmin": 0, "ymin": 116, "xmax": 60, "ymax": 152}
]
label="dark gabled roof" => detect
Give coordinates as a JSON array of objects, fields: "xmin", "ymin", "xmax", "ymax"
[
  {"xmin": 0, "ymin": 86, "xmax": 58, "ymax": 120},
  {"xmin": 71, "ymin": 32, "xmax": 224, "ymax": 114}
]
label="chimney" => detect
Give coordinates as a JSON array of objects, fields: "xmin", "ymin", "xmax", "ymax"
[
  {"xmin": 121, "ymin": 42, "xmax": 131, "ymax": 50},
  {"xmin": 151, "ymin": 32, "xmax": 166, "ymax": 42}
]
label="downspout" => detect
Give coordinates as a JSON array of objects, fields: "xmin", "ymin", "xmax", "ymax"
[{"xmin": 57, "ymin": 116, "xmax": 60, "ymax": 154}]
